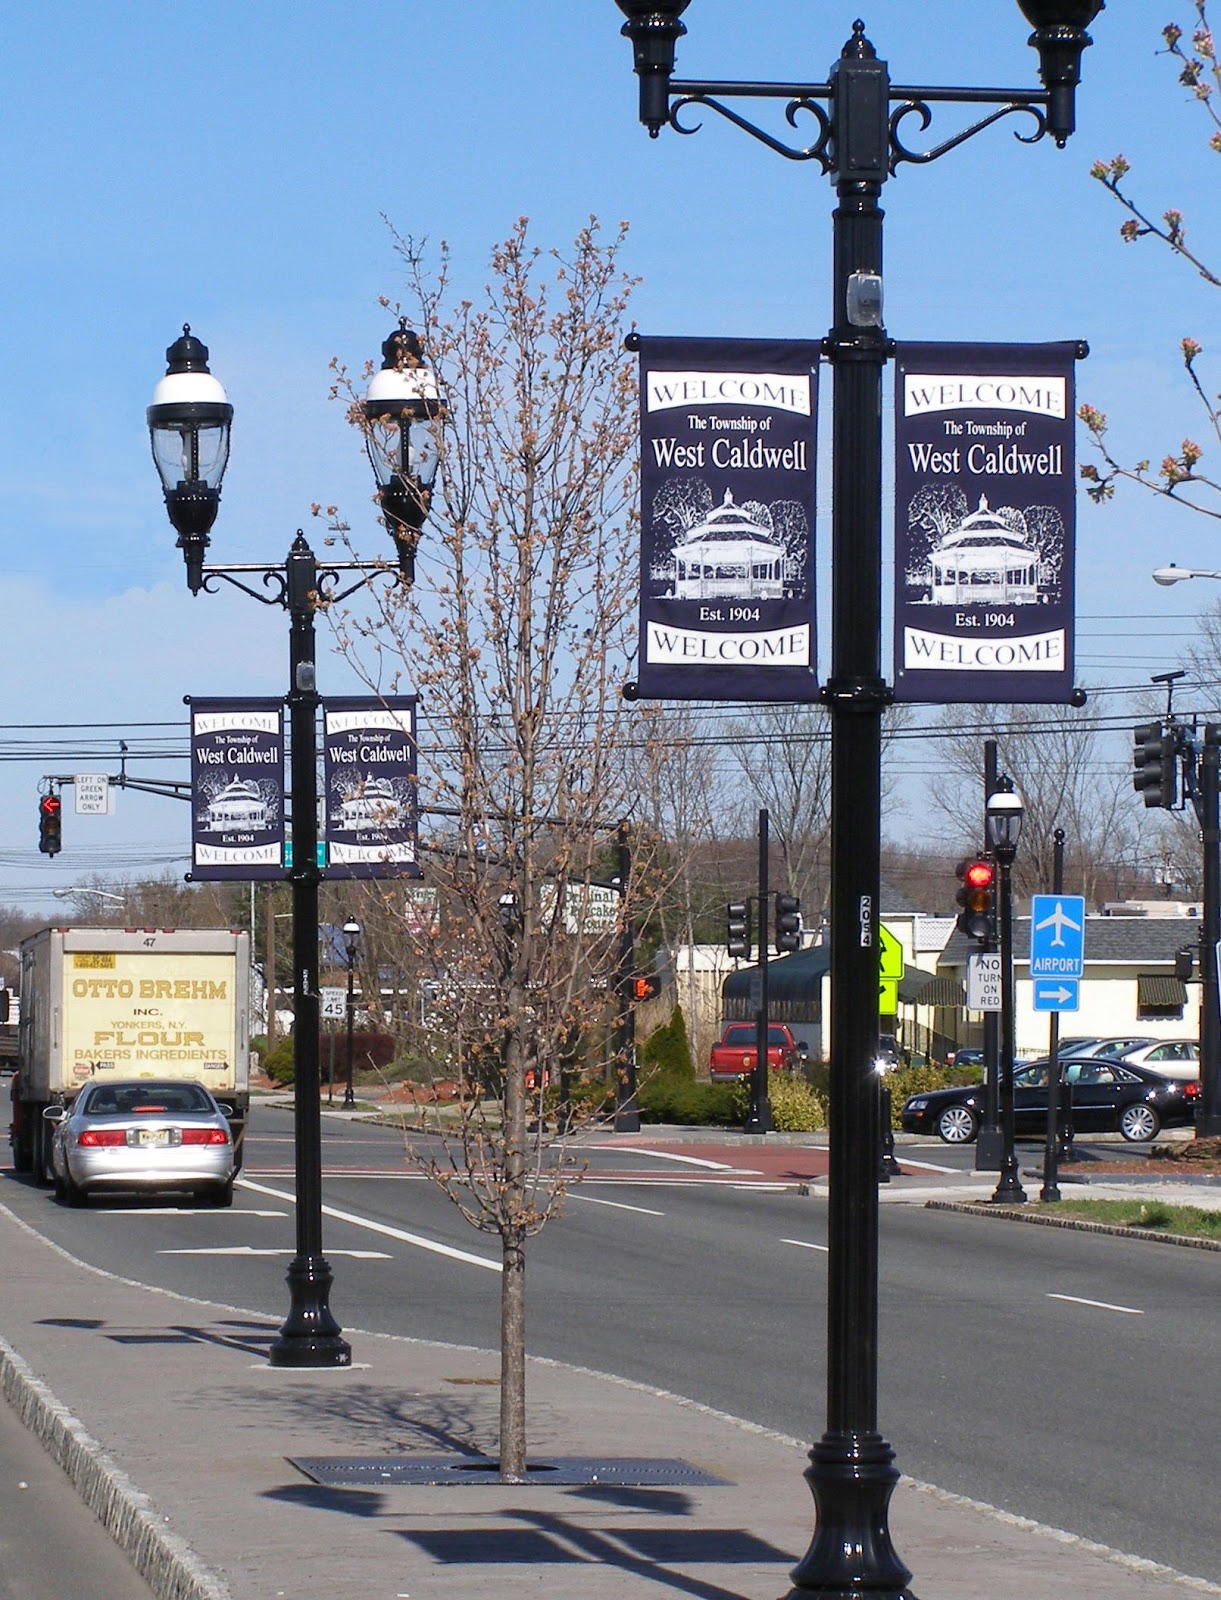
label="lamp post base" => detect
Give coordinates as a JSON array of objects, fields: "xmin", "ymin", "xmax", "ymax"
[
  {"xmin": 974, "ymin": 1127, "xmax": 1002, "ymax": 1171},
  {"xmin": 991, "ymin": 1161, "xmax": 1028, "ymax": 1205},
  {"xmin": 268, "ymin": 1255, "xmax": 352, "ymax": 1368},
  {"xmin": 783, "ymin": 1432, "xmax": 916, "ymax": 1599}
]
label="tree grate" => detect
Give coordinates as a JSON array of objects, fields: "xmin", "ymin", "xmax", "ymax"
[{"xmin": 289, "ymin": 1455, "xmax": 730, "ymax": 1487}]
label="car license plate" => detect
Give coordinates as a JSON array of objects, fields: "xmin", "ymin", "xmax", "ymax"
[{"xmin": 137, "ymin": 1128, "xmax": 169, "ymax": 1147}]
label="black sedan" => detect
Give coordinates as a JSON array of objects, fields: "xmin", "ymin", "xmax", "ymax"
[{"xmin": 901, "ymin": 1056, "xmax": 1201, "ymax": 1144}]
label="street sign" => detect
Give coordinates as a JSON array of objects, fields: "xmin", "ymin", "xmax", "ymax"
[
  {"xmin": 966, "ymin": 951, "xmax": 1002, "ymax": 1012},
  {"xmin": 878, "ymin": 923, "xmax": 905, "ymax": 980},
  {"xmin": 320, "ymin": 986, "xmax": 346, "ymax": 1021},
  {"xmin": 74, "ymin": 774, "xmax": 113, "ymax": 815},
  {"xmin": 878, "ymin": 978, "xmax": 897, "ymax": 1015},
  {"xmin": 1029, "ymin": 894, "xmax": 1085, "ymax": 978},
  {"xmin": 1033, "ymin": 978, "xmax": 1079, "ymax": 1012}
]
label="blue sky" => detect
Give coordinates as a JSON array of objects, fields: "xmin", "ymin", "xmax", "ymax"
[{"xmin": 1, "ymin": 1, "xmax": 1216, "ymax": 908}]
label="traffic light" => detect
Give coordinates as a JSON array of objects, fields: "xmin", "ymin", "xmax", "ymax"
[
  {"xmin": 1175, "ymin": 946, "xmax": 1196, "ymax": 983},
  {"xmin": 38, "ymin": 792, "xmax": 62, "ymax": 857},
  {"xmin": 631, "ymin": 973, "xmax": 661, "ymax": 1002},
  {"xmin": 955, "ymin": 858, "xmax": 995, "ymax": 942},
  {"xmin": 726, "ymin": 900, "xmax": 752, "ymax": 960},
  {"xmin": 774, "ymin": 893, "xmax": 801, "ymax": 953},
  {"xmin": 1133, "ymin": 721, "xmax": 1178, "ymax": 809}
]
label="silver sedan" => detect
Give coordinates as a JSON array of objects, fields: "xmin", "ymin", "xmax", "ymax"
[{"xmin": 45, "ymin": 1079, "xmax": 235, "ymax": 1207}]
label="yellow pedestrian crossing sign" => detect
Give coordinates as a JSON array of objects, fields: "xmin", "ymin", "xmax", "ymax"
[
  {"xmin": 879, "ymin": 924, "xmax": 904, "ymax": 980},
  {"xmin": 878, "ymin": 924, "xmax": 904, "ymax": 1016}
]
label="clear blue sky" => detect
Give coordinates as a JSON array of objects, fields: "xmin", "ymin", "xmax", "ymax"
[{"xmin": 0, "ymin": 2, "xmax": 1214, "ymax": 906}]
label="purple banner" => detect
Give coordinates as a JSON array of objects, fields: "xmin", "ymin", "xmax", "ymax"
[
  {"xmin": 189, "ymin": 699, "xmax": 285, "ymax": 880},
  {"xmin": 323, "ymin": 698, "xmax": 420, "ymax": 879},
  {"xmin": 634, "ymin": 335, "xmax": 820, "ymax": 702},
  {"xmin": 893, "ymin": 342, "xmax": 1081, "ymax": 705}
]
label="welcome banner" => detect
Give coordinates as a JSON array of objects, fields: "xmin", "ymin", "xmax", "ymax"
[
  {"xmin": 323, "ymin": 697, "xmax": 420, "ymax": 879},
  {"xmin": 189, "ymin": 699, "xmax": 285, "ymax": 880},
  {"xmin": 892, "ymin": 342, "xmax": 1081, "ymax": 705},
  {"xmin": 634, "ymin": 334, "xmax": 820, "ymax": 702}
]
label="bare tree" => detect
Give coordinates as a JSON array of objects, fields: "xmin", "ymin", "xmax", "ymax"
[
  {"xmin": 329, "ymin": 218, "xmax": 666, "ymax": 1480},
  {"xmin": 927, "ymin": 705, "xmax": 1140, "ymax": 903}
]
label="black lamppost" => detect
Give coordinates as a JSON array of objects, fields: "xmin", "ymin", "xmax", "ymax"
[
  {"xmin": 614, "ymin": 5, "xmax": 1100, "ymax": 1595},
  {"xmin": 148, "ymin": 323, "xmax": 442, "ymax": 1367},
  {"xmin": 987, "ymin": 781, "xmax": 1028, "ymax": 1205},
  {"xmin": 342, "ymin": 919, "xmax": 361, "ymax": 1111}
]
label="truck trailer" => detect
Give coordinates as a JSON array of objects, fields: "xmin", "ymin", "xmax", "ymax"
[{"xmin": 9, "ymin": 927, "xmax": 251, "ymax": 1184}]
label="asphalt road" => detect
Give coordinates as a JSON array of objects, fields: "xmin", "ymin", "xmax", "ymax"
[{"xmin": 3, "ymin": 1106, "xmax": 1219, "ymax": 1586}]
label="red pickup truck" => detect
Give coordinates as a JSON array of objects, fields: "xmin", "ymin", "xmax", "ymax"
[{"xmin": 708, "ymin": 1023, "xmax": 802, "ymax": 1083}]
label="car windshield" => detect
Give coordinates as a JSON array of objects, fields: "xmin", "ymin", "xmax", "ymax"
[{"xmin": 83, "ymin": 1083, "xmax": 214, "ymax": 1117}]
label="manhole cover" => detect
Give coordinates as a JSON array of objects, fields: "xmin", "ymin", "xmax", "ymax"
[{"xmin": 289, "ymin": 1455, "xmax": 730, "ymax": 1487}]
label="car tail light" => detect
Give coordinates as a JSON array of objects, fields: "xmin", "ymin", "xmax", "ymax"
[
  {"xmin": 180, "ymin": 1127, "xmax": 231, "ymax": 1145},
  {"xmin": 78, "ymin": 1129, "xmax": 126, "ymax": 1146},
  {"xmin": 1184, "ymin": 1081, "xmax": 1201, "ymax": 1100}
]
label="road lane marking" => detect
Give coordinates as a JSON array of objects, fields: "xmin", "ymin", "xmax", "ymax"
[
  {"xmin": 159, "ymin": 1246, "xmax": 391, "ymax": 1259},
  {"xmin": 237, "ymin": 1178, "xmax": 501, "ymax": 1271},
  {"xmin": 892, "ymin": 1157, "xmax": 960, "ymax": 1174},
  {"xmin": 595, "ymin": 1148, "xmax": 745, "ymax": 1171},
  {"xmin": 1048, "ymin": 1293, "xmax": 1143, "ymax": 1316},
  {"xmin": 569, "ymin": 1195, "xmax": 665, "ymax": 1216},
  {"xmin": 781, "ymin": 1238, "xmax": 829, "ymax": 1252}
]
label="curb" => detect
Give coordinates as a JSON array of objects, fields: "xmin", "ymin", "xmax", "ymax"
[
  {"xmin": 925, "ymin": 1199, "xmax": 1221, "ymax": 1252},
  {"xmin": 0, "ymin": 1332, "xmax": 230, "ymax": 1600}
]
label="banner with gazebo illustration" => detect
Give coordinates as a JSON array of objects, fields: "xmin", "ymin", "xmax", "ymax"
[
  {"xmin": 632, "ymin": 333, "xmax": 821, "ymax": 702},
  {"xmin": 322, "ymin": 697, "xmax": 420, "ymax": 879},
  {"xmin": 892, "ymin": 341, "xmax": 1082, "ymax": 705},
  {"xmin": 189, "ymin": 698, "xmax": 285, "ymax": 879}
]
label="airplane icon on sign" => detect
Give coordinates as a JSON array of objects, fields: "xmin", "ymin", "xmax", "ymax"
[{"xmin": 1033, "ymin": 900, "xmax": 1082, "ymax": 948}]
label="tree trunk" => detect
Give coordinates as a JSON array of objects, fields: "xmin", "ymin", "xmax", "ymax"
[{"xmin": 498, "ymin": 1226, "xmax": 527, "ymax": 1481}]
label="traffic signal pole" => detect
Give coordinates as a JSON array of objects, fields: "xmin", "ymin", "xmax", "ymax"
[
  {"xmin": 748, "ymin": 808, "xmax": 773, "ymax": 1135},
  {"xmin": 976, "ymin": 740, "xmax": 1001, "ymax": 1171},
  {"xmin": 1199, "ymin": 734, "xmax": 1221, "ymax": 1138}
]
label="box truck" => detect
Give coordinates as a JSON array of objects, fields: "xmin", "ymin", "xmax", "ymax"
[{"xmin": 9, "ymin": 927, "xmax": 251, "ymax": 1184}]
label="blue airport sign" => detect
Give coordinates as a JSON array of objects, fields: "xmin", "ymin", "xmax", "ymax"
[{"xmin": 1029, "ymin": 894, "xmax": 1085, "ymax": 979}]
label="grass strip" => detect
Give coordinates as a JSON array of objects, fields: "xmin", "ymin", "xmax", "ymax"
[{"xmin": 1043, "ymin": 1198, "xmax": 1221, "ymax": 1239}]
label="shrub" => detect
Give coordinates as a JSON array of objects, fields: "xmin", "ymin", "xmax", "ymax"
[
  {"xmin": 262, "ymin": 1037, "xmax": 296, "ymax": 1085},
  {"xmin": 731, "ymin": 1073, "xmax": 828, "ymax": 1132},
  {"xmin": 637, "ymin": 1074, "xmax": 739, "ymax": 1125},
  {"xmin": 638, "ymin": 1005, "xmax": 694, "ymax": 1081}
]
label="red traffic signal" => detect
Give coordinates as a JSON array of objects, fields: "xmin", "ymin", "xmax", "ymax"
[
  {"xmin": 955, "ymin": 858, "xmax": 995, "ymax": 941},
  {"xmin": 38, "ymin": 792, "xmax": 63, "ymax": 857}
]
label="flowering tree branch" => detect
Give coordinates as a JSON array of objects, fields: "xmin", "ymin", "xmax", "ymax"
[{"xmin": 1078, "ymin": 5, "xmax": 1221, "ymax": 519}]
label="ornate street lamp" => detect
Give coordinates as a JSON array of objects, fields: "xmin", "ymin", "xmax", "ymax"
[
  {"xmin": 342, "ymin": 919, "xmax": 361, "ymax": 1111},
  {"xmin": 148, "ymin": 327, "xmax": 233, "ymax": 595},
  {"xmin": 613, "ymin": 4, "xmax": 1101, "ymax": 1596},
  {"xmin": 149, "ymin": 326, "xmax": 438, "ymax": 1368},
  {"xmin": 987, "ymin": 782, "xmax": 1027, "ymax": 1206},
  {"xmin": 364, "ymin": 321, "xmax": 446, "ymax": 582}
]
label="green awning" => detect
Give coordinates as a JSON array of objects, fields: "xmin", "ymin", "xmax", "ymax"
[
  {"xmin": 1137, "ymin": 975, "xmax": 1187, "ymax": 1008},
  {"xmin": 898, "ymin": 968, "xmax": 964, "ymax": 1007}
]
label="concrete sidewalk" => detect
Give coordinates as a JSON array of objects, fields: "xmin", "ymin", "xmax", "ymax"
[{"xmin": 2, "ymin": 1193, "xmax": 1218, "ymax": 1600}]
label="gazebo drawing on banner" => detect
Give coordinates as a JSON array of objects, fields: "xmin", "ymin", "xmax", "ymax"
[
  {"xmin": 204, "ymin": 780, "xmax": 269, "ymax": 832},
  {"xmin": 338, "ymin": 778, "xmax": 402, "ymax": 832},
  {"xmin": 669, "ymin": 489, "xmax": 788, "ymax": 601},
  {"xmin": 925, "ymin": 495, "xmax": 1040, "ymax": 606}
]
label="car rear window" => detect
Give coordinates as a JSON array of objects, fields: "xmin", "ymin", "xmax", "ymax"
[{"xmin": 85, "ymin": 1084, "xmax": 214, "ymax": 1116}]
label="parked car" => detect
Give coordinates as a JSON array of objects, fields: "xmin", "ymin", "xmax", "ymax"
[
  {"xmin": 708, "ymin": 1023, "xmax": 803, "ymax": 1082},
  {"xmin": 44, "ymin": 1078, "xmax": 235, "ymax": 1207},
  {"xmin": 901, "ymin": 1055, "xmax": 1200, "ymax": 1144},
  {"xmin": 1116, "ymin": 1039, "xmax": 1200, "ymax": 1081},
  {"xmin": 945, "ymin": 1046, "xmax": 984, "ymax": 1072},
  {"xmin": 1063, "ymin": 1036, "xmax": 1156, "ymax": 1060}
]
